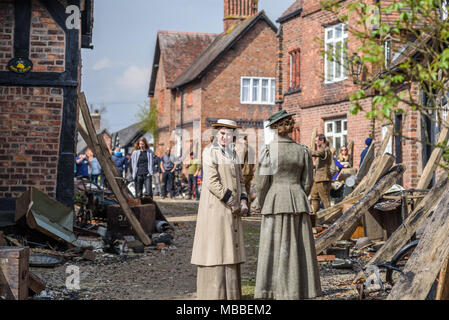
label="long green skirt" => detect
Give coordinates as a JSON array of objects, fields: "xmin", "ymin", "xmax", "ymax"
[{"xmin": 254, "ymin": 213, "xmax": 322, "ymax": 300}]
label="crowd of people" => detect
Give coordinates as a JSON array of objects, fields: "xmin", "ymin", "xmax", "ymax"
[
  {"xmin": 191, "ymin": 112, "xmax": 372, "ymax": 300},
  {"xmin": 74, "ymin": 138, "xmax": 206, "ymax": 201},
  {"xmin": 74, "ymin": 113, "xmax": 371, "ymax": 301}
]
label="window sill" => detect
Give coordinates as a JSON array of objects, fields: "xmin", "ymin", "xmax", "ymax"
[
  {"xmin": 284, "ymin": 87, "xmax": 302, "ymax": 96},
  {"xmin": 324, "ymin": 78, "xmax": 347, "ymax": 85},
  {"xmin": 240, "ymin": 102, "xmax": 276, "ymax": 105}
]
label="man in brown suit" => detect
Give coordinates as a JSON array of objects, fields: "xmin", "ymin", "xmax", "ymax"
[{"xmin": 310, "ymin": 134, "xmax": 333, "ymax": 226}]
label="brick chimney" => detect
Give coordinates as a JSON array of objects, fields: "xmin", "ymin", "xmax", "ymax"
[
  {"xmin": 223, "ymin": 0, "xmax": 258, "ymax": 32},
  {"xmin": 91, "ymin": 109, "xmax": 101, "ymax": 131}
]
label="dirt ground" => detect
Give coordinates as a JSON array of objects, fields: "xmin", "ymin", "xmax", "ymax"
[{"xmin": 30, "ymin": 199, "xmax": 376, "ymax": 300}]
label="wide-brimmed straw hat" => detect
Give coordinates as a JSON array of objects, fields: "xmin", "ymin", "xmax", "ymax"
[
  {"xmin": 211, "ymin": 119, "xmax": 241, "ymax": 129},
  {"xmin": 265, "ymin": 110, "xmax": 296, "ymax": 127}
]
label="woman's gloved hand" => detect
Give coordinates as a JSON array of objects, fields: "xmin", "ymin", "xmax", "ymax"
[{"xmin": 240, "ymin": 199, "xmax": 249, "ymax": 216}]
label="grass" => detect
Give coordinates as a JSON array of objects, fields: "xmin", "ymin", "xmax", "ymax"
[{"xmin": 241, "ymin": 221, "xmax": 261, "ymax": 299}]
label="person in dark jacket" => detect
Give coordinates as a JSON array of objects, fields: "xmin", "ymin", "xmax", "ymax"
[
  {"xmin": 131, "ymin": 138, "xmax": 154, "ymax": 198},
  {"xmin": 161, "ymin": 147, "xmax": 176, "ymax": 199},
  {"xmin": 112, "ymin": 147, "xmax": 127, "ymax": 177},
  {"xmin": 152, "ymin": 151, "xmax": 162, "ymax": 196}
]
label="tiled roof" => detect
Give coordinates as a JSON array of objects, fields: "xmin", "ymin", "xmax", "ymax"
[
  {"xmin": 171, "ymin": 11, "xmax": 277, "ymax": 89},
  {"xmin": 277, "ymin": 0, "xmax": 302, "ymax": 23},
  {"xmin": 158, "ymin": 31, "xmax": 217, "ymax": 85}
]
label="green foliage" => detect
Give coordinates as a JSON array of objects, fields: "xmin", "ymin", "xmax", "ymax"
[
  {"xmin": 320, "ymin": 0, "xmax": 449, "ymax": 139},
  {"xmin": 136, "ymin": 100, "xmax": 159, "ymax": 144}
]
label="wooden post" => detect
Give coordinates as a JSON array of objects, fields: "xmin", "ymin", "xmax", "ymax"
[
  {"xmin": 78, "ymin": 92, "xmax": 151, "ymax": 246},
  {"xmin": 416, "ymin": 119, "xmax": 449, "ymax": 190},
  {"xmin": 387, "ymin": 188, "xmax": 449, "ymax": 300},
  {"xmin": 315, "ymin": 164, "xmax": 405, "ymax": 254},
  {"xmin": 310, "ymin": 128, "xmax": 317, "ymax": 150},
  {"xmin": 353, "ymin": 178, "xmax": 449, "ymax": 283}
]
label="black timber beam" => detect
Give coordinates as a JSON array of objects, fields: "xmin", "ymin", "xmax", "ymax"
[{"xmin": 14, "ymin": 0, "xmax": 32, "ymax": 58}]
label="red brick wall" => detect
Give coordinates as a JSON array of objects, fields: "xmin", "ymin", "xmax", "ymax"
[
  {"xmin": 0, "ymin": 87, "xmax": 63, "ymax": 199},
  {"xmin": 279, "ymin": 0, "xmax": 423, "ymax": 189},
  {"xmin": 30, "ymin": 0, "xmax": 66, "ymax": 72},
  {"xmin": 0, "ymin": 1, "xmax": 73, "ymax": 200},
  {"xmin": 0, "ymin": 0, "xmax": 14, "ymax": 72},
  {"xmin": 201, "ymin": 19, "xmax": 277, "ymax": 140}
]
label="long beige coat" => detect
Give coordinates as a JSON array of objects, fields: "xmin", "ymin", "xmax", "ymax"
[{"xmin": 191, "ymin": 143, "xmax": 247, "ymax": 266}]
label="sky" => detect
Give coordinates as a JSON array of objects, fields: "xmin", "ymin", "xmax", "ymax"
[{"xmin": 80, "ymin": 0, "xmax": 295, "ymax": 133}]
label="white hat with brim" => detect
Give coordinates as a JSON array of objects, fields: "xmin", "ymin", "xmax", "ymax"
[{"xmin": 211, "ymin": 119, "xmax": 241, "ymax": 129}]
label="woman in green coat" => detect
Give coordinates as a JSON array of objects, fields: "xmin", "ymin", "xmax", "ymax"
[{"xmin": 254, "ymin": 110, "xmax": 322, "ymax": 300}]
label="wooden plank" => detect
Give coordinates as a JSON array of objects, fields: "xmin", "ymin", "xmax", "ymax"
[
  {"xmin": 387, "ymin": 187, "xmax": 449, "ymax": 300},
  {"xmin": 436, "ymin": 255, "xmax": 449, "ymax": 300},
  {"xmin": 315, "ymin": 164, "xmax": 405, "ymax": 254},
  {"xmin": 353, "ymin": 178, "xmax": 449, "ymax": 283},
  {"xmin": 28, "ymin": 272, "xmax": 45, "ymax": 295},
  {"xmin": 0, "ymin": 247, "xmax": 29, "ymax": 300},
  {"xmin": 78, "ymin": 92, "xmax": 151, "ymax": 246},
  {"xmin": 416, "ymin": 119, "xmax": 449, "ymax": 190},
  {"xmin": 363, "ymin": 153, "xmax": 395, "ymax": 192},
  {"xmin": 317, "ymin": 194, "xmax": 362, "ymax": 220},
  {"xmin": 356, "ymin": 140, "xmax": 375, "ymax": 183},
  {"xmin": 376, "ymin": 125, "xmax": 393, "ymax": 157},
  {"xmin": 310, "ymin": 128, "xmax": 317, "ymax": 150}
]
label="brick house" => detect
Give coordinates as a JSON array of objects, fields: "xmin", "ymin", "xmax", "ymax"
[
  {"xmin": 276, "ymin": 0, "xmax": 444, "ymax": 189},
  {"xmin": 0, "ymin": 0, "xmax": 94, "ymax": 214},
  {"xmin": 148, "ymin": 0, "xmax": 278, "ymax": 159}
]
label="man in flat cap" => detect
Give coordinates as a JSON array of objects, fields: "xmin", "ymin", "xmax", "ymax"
[{"xmin": 191, "ymin": 119, "xmax": 248, "ymax": 300}]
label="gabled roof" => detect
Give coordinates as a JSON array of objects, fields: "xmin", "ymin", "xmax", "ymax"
[
  {"xmin": 148, "ymin": 31, "xmax": 217, "ymax": 96},
  {"xmin": 111, "ymin": 122, "xmax": 146, "ymax": 149},
  {"xmin": 277, "ymin": 0, "xmax": 302, "ymax": 23},
  {"xmin": 171, "ymin": 11, "xmax": 278, "ymax": 89}
]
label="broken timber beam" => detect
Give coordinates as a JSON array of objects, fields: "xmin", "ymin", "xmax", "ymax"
[
  {"xmin": 353, "ymin": 178, "xmax": 449, "ymax": 283},
  {"xmin": 317, "ymin": 194, "xmax": 362, "ymax": 222},
  {"xmin": 78, "ymin": 92, "xmax": 151, "ymax": 246},
  {"xmin": 318, "ymin": 154, "xmax": 395, "ymax": 224},
  {"xmin": 416, "ymin": 119, "xmax": 449, "ymax": 190},
  {"xmin": 315, "ymin": 164, "xmax": 405, "ymax": 255},
  {"xmin": 387, "ymin": 187, "xmax": 449, "ymax": 300},
  {"xmin": 356, "ymin": 139, "xmax": 375, "ymax": 184}
]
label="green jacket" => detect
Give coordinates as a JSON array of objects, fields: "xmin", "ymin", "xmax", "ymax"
[
  {"xmin": 312, "ymin": 145, "xmax": 333, "ymax": 182},
  {"xmin": 255, "ymin": 136, "xmax": 313, "ymax": 215}
]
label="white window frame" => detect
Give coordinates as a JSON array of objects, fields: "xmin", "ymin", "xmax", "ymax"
[
  {"xmin": 442, "ymin": 1, "xmax": 449, "ymax": 20},
  {"xmin": 324, "ymin": 23, "xmax": 348, "ymax": 84},
  {"xmin": 241, "ymin": 76, "xmax": 276, "ymax": 105},
  {"xmin": 324, "ymin": 118, "xmax": 348, "ymax": 151},
  {"xmin": 384, "ymin": 39, "xmax": 392, "ymax": 69}
]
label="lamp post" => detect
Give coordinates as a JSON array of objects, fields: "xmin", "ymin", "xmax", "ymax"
[{"xmin": 349, "ymin": 52, "xmax": 362, "ymax": 84}]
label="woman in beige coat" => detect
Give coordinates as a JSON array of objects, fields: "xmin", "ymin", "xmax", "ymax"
[
  {"xmin": 191, "ymin": 119, "xmax": 249, "ymax": 300},
  {"xmin": 254, "ymin": 110, "xmax": 322, "ymax": 300}
]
